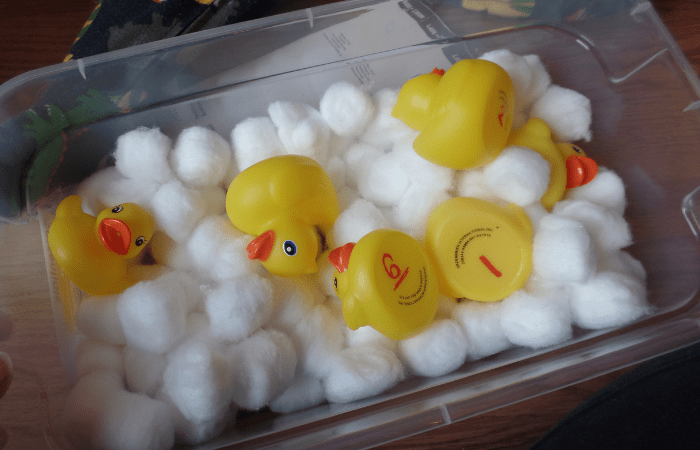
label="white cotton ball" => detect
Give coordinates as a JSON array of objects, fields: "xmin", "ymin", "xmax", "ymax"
[
  {"xmin": 76, "ymin": 296, "xmax": 126, "ymax": 345},
  {"xmin": 500, "ymin": 288, "xmax": 572, "ymax": 349},
  {"xmin": 231, "ymin": 117, "xmax": 285, "ymax": 172},
  {"xmin": 75, "ymin": 340, "xmax": 124, "ymax": 379},
  {"xmin": 522, "ymin": 54, "xmax": 552, "ymax": 107},
  {"xmin": 452, "ymin": 300, "xmax": 512, "ymax": 359},
  {"xmin": 455, "ymin": 168, "xmax": 499, "ymax": 202},
  {"xmin": 599, "ymin": 250, "xmax": 646, "ymax": 281},
  {"xmin": 392, "ymin": 139, "xmax": 455, "ymax": 191},
  {"xmin": 77, "ymin": 167, "xmax": 159, "ymax": 216},
  {"xmin": 269, "ymin": 282, "xmax": 345, "ymax": 378},
  {"xmin": 227, "ymin": 329, "xmax": 297, "ymax": 410},
  {"xmin": 187, "ymin": 215, "xmax": 259, "ymax": 281},
  {"xmin": 63, "ymin": 371, "xmax": 175, "ymax": 450},
  {"xmin": 530, "ymin": 85, "xmax": 592, "ymax": 142},
  {"xmin": 324, "ymin": 344, "xmax": 404, "ymax": 404},
  {"xmin": 170, "ymin": 126, "xmax": 231, "ymax": 188},
  {"xmin": 324, "ymin": 156, "xmax": 347, "ymax": 191},
  {"xmin": 114, "ymin": 127, "xmax": 174, "ymax": 184},
  {"xmin": 398, "ymin": 319, "xmax": 467, "ymax": 377},
  {"xmin": 553, "ymin": 199, "xmax": 632, "ymax": 251},
  {"xmin": 565, "ymin": 167, "xmax": 626, "ymax": 216},
  {"xmin": 268, "ymin": 277, "xmax": 325, "ymax": 332},
  {"xmin": 205, "ymin": 275, "xmax": 274, "ymax": 343},
  {"xmin": 124, "ymin": 346, "xmax": 167, "ymax": 397},
  {"xmin": 390, "ymin": 184, "xmax": 451, "ymax": 240},
  {"xmin": 320, "ymin": 81, "xmax": 375, "ymax": 137},
  {"xmin": 333, "ymin": 198, "xmax": 391, "ymax": 245},
  {"xmin": 269, "ymin": 372, "xmax": 325, "ymax": 414},
  {"xmin": 343, "ymin": 142, "xmax": 383, "ymax": 189},
  {"xmin": 532, "ymin": 214, "xmax": 597, "ymax": 284},
  {"xmin": 483, "ymin": 146, "xmax": 550, "ymax": 207},
  {"xmin": 360, "ymin": 88, "xmax": 414, "ymax": 149},
  {"xmin": 269, "ymin": 101, "xmax": 331, "ymax": 163},
  {"xmin": 117, "ymin": 275, "xmax": 189, "ymax": 354},
  {"xmin": 151, "ymin": 181, "xmax": 206, "ymax": 242},
  {"xmin": 569, "ymin": 271, "xmax": 648, "ymax": 329},
  {"xmin": 149, "ymin": 231, "xmax": 190, "ymax": 270},
  {"xmin": 161, "ymin": 341, "xmax": 233, "ymax": 445},
  {"xmin": 357, "ymin": 152, "xmax": 410, "ymax": 206},
  {"xmin": 286, "ymin": 302, "xmax": 346, "ymax": 379},
  {"xmin": 345, "ymin": 325, "xmax": 397, "ymax": 352}
]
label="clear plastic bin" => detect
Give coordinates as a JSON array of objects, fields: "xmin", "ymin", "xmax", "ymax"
[{"xmin": 1, "ymin": 0, "xmax": 699, "ymax": 448}]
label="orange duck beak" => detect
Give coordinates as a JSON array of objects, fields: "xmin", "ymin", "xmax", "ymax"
[
  {"xmin": 328, "ymin": 242, "xmax": 355, "ymax": 273},
  {"xmin": 247, "ymin": 230, "xmax": 275, "ymax": 261},
  {"xmin": 98, "ymin": 218, "xmax": 132, "ymax": 255},
  {"xmin": 565, "ymin": 155, "xmax": 598, "ymax": 189}
]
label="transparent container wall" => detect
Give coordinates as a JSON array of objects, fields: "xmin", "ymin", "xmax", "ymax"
[{"xmin": 1, "ymin": 1, "xmax": 700, "ymax": 449}]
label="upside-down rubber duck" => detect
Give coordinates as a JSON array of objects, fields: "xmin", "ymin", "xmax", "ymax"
[
  {"xmin": 425, "ymin": 197, "xmax": 533, "ymax": 302},
  {"xmin": 226, "ymin": 155, "xmax": 339, "ymax": 277},
  {"xmin": 392, "ymin": 59, "xmax": 515, "ymax": 169},
  {"xmin": 507, "ymin": 118, "xmax": 598, "ymax": 210},
  {"xmin": 48, "ymin": 195, "xmax": 155, "ymax": 296},
  {"xmin": 329, "ymin": 229, "xmax": 439, "ymax": 340}
]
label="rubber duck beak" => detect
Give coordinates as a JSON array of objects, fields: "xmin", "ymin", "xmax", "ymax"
[
  {"xmin": 565, "ymin": 155, "xmax": 598, "ymax": 189},
  {"xmin": 247, "ymin": 230, "xmax": 275, "ymax": 261},
  {"xmin": 328, "ymin": 242, "xmax": 355, "ymax": 273},
  {"xmin": 98, "ymin": 218, "xmax": 131, "ymax": 255}
]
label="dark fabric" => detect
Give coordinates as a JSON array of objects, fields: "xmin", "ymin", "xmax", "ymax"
[
  {"xmin": 533, "ymin": 341, "xmax": 700, "ymax": 450},
  {"xmin": 67, "ymin": 0, "xmax": 266, "ymax": 60}
]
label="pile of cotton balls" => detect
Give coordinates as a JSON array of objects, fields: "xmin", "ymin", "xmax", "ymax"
[{"xmin": 62, "ymin": 50, "xmax": 648, "ymax": 450}]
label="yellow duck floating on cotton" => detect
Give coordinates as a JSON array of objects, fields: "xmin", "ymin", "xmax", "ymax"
[
  {"xmin": 329, "ymin": 198, "xmax": 535, "ymax": 339},
  {"xmin": 48, "ymin": 195, "xmax": 155, "ymax": 296},
  {"xmin": 226, "ymin": 155, "xmax": 339, "ymax": 277},
  {"xmin": 393, "ymin": 60, "xmax": 598, "ymax": 207},
  {"xmin": 329, "ymin": 229, "xmax": 439, "ymax": 341},
  {"xmin": 392, "ymin": 59, "xmax": 515, "ymax": 169}
]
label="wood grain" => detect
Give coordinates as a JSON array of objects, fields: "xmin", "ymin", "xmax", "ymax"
[{"xmin": 0, "ymin": 1, "xmax": 698, "ymax": 450}]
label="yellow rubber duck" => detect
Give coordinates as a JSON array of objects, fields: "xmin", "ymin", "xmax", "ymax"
[
  {"xmin": 392, "ymin": 59, "xmax": 515, "ymax": 169},
  {"xmin": 226, "ymin": 155, "xmax": 339, "ymax": 277},
  {"xmin": 507, "ymin": 118, "xmax": 598, "ymax": 210},
  {"xmin": 329, "ymin": 229, "xmax": 439, "ymax": 340},
  {"xmin": 48, "ymin": 195, "xmax": 155, "ymax": 296},
  {"xmin": 425, "ymin": 197, "xmax": 533, "ymax": 302}
]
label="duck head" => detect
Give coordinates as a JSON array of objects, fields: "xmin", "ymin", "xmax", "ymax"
[
  {"xmin": 247, "ymin": 220, "xmax": 323, "ymax": 276},
  {"xmin": 556, "ymin": 143, "xmax": 598, "ymax": 188},
  {"xmin": 95, "ymin": 203, "xmax": 155, "ymax": 258}
]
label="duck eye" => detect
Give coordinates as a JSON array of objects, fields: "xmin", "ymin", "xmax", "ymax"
[
  {"xmin": 135, "ymin": 236, "xmax": 145, "ymax": 246},
  {"xmin": 333, "ymin": 277, "xmax": 338, "ymax": 289},
  {"xmin": 572, "ymin": 145, "xmax": 583, "ymax": 154},
  {"xmin": 112, "ymin": 205, "xmax": 123, "ymax": 213},
  {"xmin": 283, "ymin": 240, "xmax": 297, "ymax": 256}
]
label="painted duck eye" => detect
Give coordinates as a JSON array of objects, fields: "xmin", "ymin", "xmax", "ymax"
[
  {"xmin": 112, "ymin": 205, "xmax": 123, "ymax": 213},
  {"xmin": 333, "ymin": 277, "xmax": 338, "ymax": 290},
  {"xmin": 135, "ymin": 236, "xmax": 145, "ymax": 246},
  {"xmin": 283, "ymin": 240, "xmax": 297, "ymax": 256},
  {"xmin": 572, "ymin": 145, "xmax": 583, "ymax": 154}
]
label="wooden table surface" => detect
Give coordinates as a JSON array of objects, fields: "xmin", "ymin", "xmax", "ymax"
[{"xmin": 0, "ymin": 1, "xmax": 698, "ymax": 449}]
